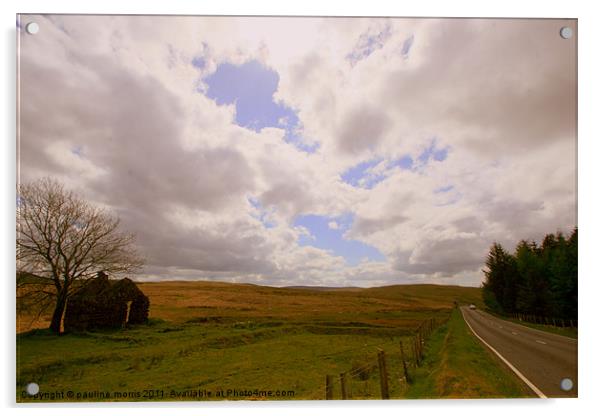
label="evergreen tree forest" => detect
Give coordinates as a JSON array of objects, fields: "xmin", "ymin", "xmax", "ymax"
[{"xmin": 482, "ymin": 228, "xmax": 577, "ymax": 320}]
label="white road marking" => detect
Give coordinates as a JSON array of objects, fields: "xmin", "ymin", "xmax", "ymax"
[
  {"xmin": 461, "ymin": 308, "xmax": 547, "ymax": 399},
  {"xmin": 536, "ymin": 340, "xmax": 547, "ymax": 345}
]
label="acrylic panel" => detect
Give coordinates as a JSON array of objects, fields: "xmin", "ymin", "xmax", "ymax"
[{"xmin": 16, "ymin": 15, "xmax": 577, "ymax": 402}]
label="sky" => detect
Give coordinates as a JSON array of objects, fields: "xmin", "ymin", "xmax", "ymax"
[{"xmin": 17, "ymin": 15, "xmax": 577, "ymax": 287}]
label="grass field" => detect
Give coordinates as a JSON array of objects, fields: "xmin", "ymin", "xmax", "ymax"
[
  {"xmin": 405, "ymin": 308, "xmax": 532, "ymax": 399},
  {"xmin": 17, "ymin": 281, "xmax": 499, "ymax": 402}
]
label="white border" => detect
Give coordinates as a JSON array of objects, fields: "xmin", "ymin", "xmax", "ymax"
[{"xmin": 3, "ymin": 1, "xmax": 601, "ymax": 416}]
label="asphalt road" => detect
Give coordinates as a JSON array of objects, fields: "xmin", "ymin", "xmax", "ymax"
[{"xmin": 460, "ymin": 306, "xmax": 577, "ymax": 398}]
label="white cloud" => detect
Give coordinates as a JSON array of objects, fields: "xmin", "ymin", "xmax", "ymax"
[{"xmin": 18, "ymin": 15, "xmax": 576, "ymax": 287}]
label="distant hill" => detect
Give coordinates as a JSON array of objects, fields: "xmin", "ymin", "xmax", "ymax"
[
  {"xmin": 133, "ymin": 280, "xmax": 484, "ymax": 325},
  {"xmin": 282, "ymin": 285, "xmax": 361, "ymax": 291}
]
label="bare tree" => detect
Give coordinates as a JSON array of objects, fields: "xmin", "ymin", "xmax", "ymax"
[{"xmin": 17, "ymin": 178, "xmax": 144, "ymax": 333}]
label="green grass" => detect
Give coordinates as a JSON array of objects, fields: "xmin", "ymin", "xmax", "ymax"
[
  {"xmin": 18, "ymin": 319, "xmax": 419, "ymax": 401},
  {"xmin": 485, "ymin": 312, "xmax": 578, "ymax": 339},
  {"xmin": 405, "ymin": 308, "xmax": 533, "ymax": 399},
  {"xmin": 16, "ymin": 281, "xmax": 496, "ymax": 402}
]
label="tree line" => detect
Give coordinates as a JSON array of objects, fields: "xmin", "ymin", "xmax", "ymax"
[{"xmin": 482, "ymin": 228, "xmax": 577, "ymax": 320}]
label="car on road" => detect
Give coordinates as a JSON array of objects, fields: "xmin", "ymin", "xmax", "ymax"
[{"xmin": 469, "ymin": 304, "xmax": 477, "ymax": 310}]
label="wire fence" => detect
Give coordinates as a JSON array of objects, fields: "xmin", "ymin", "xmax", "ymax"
[
  {"xmin": 324, "ymin": 316, "xmax": 446, "ymax": 400},
  {"xmin": 500, "ymin": 312, "xmax": 577, "ymax": 328}
]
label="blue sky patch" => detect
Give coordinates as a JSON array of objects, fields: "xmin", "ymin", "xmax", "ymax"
[
  {"xmin": 418, "ymin": 138, "xmax": 449, "ymax": 164},
  {"xmin": 71, "ymin": 145, "xmax": 83, "ymax": 157},
  {"xmin": 388, "ymin": 155, "xmax": 414, "ymax": 170},
  {"xmin": 192, "ymin": 56, "xmax": 206, "ymax": 70},
  {"xmin": 294, "ymin": 214, "xmax": 386, "ymax": 266},
  {"xmin": 203, "ymin": 60, "xmax": 316, "ymax": 153},
  {"xmin": 435, "ymin": 185, "xmax": 454, "ymax": 194},
  {"xmin": 342, "ymin": 154, "xmax": 413, "ymax": 189},
  {"xmin": 401, "ymin": 34, "xmax": 415, "ymax": 58},
  {"xmin": 341, "ymin": 158, "xmax": 384, "ymax": 189},
  {"xmin": 248, "ymin": 197, "xmax": 276, "ymax": 229},
  {"xmin": 347, "ymin": 24, "xmax": 393, "ymax": 66}
]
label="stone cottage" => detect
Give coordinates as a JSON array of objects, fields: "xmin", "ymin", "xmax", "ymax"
[{"xmin": 64, "ymin": 271, "xmax": 149, "ymax": 332}]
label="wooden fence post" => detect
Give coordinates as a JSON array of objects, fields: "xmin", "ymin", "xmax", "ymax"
[
  {"xmin": 340, "ymin": 372, "xmax": 348, "ymax": 400},
  {"xmin": 325, "ymin": 375, "xmax": 334, "ymax": 400},
  {"xmin": 414, "ymin": 335, "xmax": 420, "ymax": 365},
  {"xmin": 377, "ymin": 349, "xmax": 390, "ymax": 399},
  {"xmin": 399, "ymin": 340, "xmax": 410, "ymax": 383},
  {"xmin": 413, "ymin": 335, "xmax": 419, "ymax": 367}
]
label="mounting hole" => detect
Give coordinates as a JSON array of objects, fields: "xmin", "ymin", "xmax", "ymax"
[
  {"xmin": 26, "ymin": 382, "xmax": 40, "ymax": 395},
  {"xmin": 25, "ymin": 22, "xmax": 39, "ymax": 35},
  {"xmin": 559, "ymin": 26, "xmax": 573, "ymax": 39},
  {"xmin": 560, "ymin": 378, "xmax": 573, "ymax": 391}
]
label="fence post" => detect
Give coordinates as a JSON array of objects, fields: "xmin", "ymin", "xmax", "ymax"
[
  {"xmin": 414, "ymin": 335, "xmax": 420, "ymax": 365},
  {"xmin": 325, "ymin": 375, "xmax": 334, "ymax": 400},
  {"xmin": 340, "ymin": 372, "xmax": 348, "ymax": 400},
  {"xmin": 377, "ymin": 349, "xmax": 390, "ymax": 399},
  {"xmin": 412, "ymin": 335, "xmax": 419, "ymax": 367},
  {"xmin": 399, "ymin": 340, "xmax": 410, "ymax": 383}
]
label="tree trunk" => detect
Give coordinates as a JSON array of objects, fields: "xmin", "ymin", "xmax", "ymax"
[{"xmin": 49, "ymin": 292, "xmax": 67, "ymax": 334}]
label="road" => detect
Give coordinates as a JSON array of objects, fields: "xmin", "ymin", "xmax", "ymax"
[{"xmin": 460, "ymin": 306, "xmax": 577, "ymax": 398}]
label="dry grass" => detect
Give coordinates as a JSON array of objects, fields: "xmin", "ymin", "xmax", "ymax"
[
  {"xmin": 18, "ymin": 280, "xmax": 483, "ymax": 333},
  {"xmin": 138, "ymin": 281, "xmax": 482, "ymax": 323}
]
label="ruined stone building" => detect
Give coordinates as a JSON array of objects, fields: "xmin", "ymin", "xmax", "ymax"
[{"xmin": 63, "ymin": 271, "xmax": 149, "ymax": 332}]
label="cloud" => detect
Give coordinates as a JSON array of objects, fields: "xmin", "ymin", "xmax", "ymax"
[
  {"xmin": 351, "ymin": 214, "xmax": 408, "ymax": 236},
  {"xmin": 337, "ymin": 105, "xmax": 392, "ymax": 154},
  {"xmin": 17, "ymin": 15, "xmax": 576, "ymax": 288},
  {"xmin": 392, "ymin": 235, "xmax": 489, "ymax": 276}
]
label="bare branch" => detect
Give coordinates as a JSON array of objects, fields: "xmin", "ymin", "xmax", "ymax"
[{"xmin": 16, "ymin": 177, "xmax": 144, "ymax": 332}]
